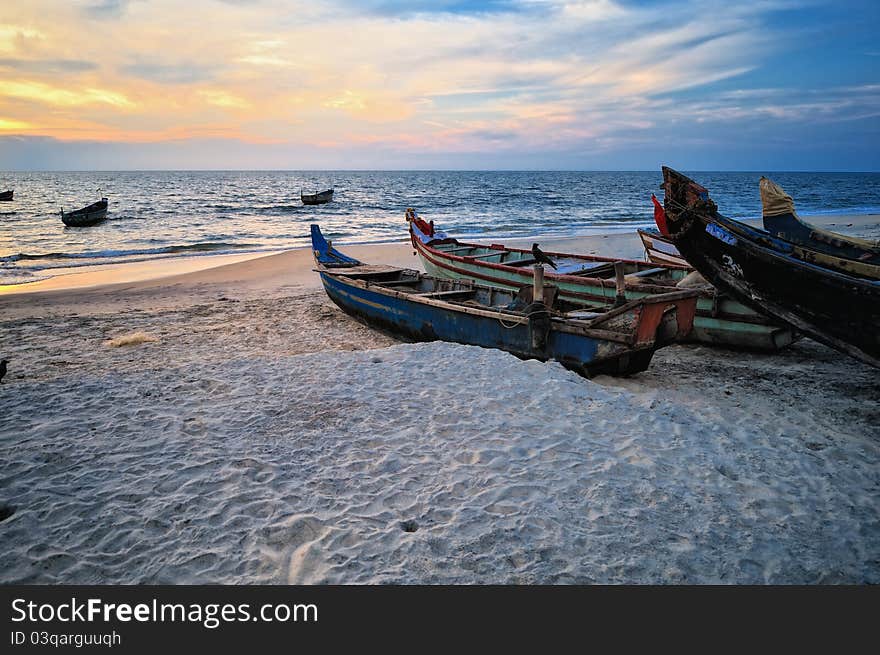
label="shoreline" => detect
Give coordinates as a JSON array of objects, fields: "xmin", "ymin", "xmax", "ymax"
[{"xmin": 3, "ymin": 211, "xmax": 877, "ymax": 298}]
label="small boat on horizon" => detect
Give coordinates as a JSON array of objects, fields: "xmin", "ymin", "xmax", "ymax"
[
  {"xmin": 0, "ymin": 190, "xmax": 13, "ymax": 201},
  {"xmin": 61, "ymin": 197, "xmax": 108, "ymax": 227},
  {"xmin": 406, "ymin": 209, "xmax": 795, "ymax": 351},
  {"xmin": 311, "ymin": 223, "xmax": 699, "ymax": 377},
  {"xmin": 661, "ymin": 165, "xmax": 880, "ymax": 369},
  {"xmin": 301, "ymin": 188, "xmax": 334, "ymax": 205}
]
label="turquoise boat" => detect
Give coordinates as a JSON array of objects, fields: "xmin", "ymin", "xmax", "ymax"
[{"xmin": 406, "ymin": 210, "xmax": 795, "ymax": 351}]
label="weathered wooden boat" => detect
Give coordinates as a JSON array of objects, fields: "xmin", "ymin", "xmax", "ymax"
[
  {"xmin": 61, "ymin": 197, "xmax": 108, "ymax": 227},
  {"xmin": 760, "ymin": 176, "xmax": 880, "ymax": 266},
  {"xmin": 406, "ymin": 210, "xmax": 795, "ymax": 351},
  {"xmin": 312, "ymin": 224, "xmax": 700, "ymax": 377},
  {"xmin": 662, "ymin": 166, "xmax": 880, "ymax": 368},
  {"xmin": 0, "ymin": 190, "xmax": 13, "ymax": 201},
  {"xmin": 301, "ymin": 188, "xmax": 334, "ymax": 205},
  {"xmin": 638, "ymin": 229, "xmax": 688, "ymax": 267}
]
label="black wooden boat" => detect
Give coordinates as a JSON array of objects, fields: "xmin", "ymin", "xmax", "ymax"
[
  {"xmin": 0, "ymin": 190, "xmax": 12, "ymax": 201},
  {"xmin": 61, "ymin": 197, "xmax": 108, "ymax": 227},
  {"xmin": 312, "ymin": 224, "xmax": 699, "ymax": 377},
  {"xmin": 301, "ymin": 188, "xmax": 334, "ymax": 205},
  {"xmin": 672, "ymin": 176, "xmax": 880, "ymax": 280},
  {"xmin": 661, "ymin": 166, "xmax": 880, "ymax": 368},
  {"xmin": 760, "ymin": 176, "xmax": 880, "ymax": 266}
]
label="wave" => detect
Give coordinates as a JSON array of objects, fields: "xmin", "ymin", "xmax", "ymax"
[{"xmin": 1, "ymin": 242, "xmax": 262, "ymax": 266}]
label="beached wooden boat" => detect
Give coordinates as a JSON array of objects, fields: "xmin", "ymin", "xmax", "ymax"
[
  {"xmin": 301, "ymin": 188, "xmax": 334, "ymax": 205},
  {"xmin": 638, "ymin": 229, "xmax": 688, "ymax": 267},
  {"xmin": 406, "ymin": 210, "xmax": 795, "ymax": 351},
  {"xmin": 0, "ymin": 190, "xmax": 12, "ymax": 201},
  {"xmin": 312, "ymin": 224, "xmax": 699, "ymax": 377},
  {"xmin": 662, "ymin": 166, "xmax": 880, "ymax": 368},
  {"xmin": 61, "ymin": 197, "xmax": 108, "ymax": 227},
  {"xmin": 760, "ymin": 176, "xmax": 880, "ymax": 266}
]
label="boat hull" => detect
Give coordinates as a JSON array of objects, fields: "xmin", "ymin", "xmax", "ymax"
[
  {"xmin": 61, "ymin": 199, "xmax": 108, "ymax": 227},
  {"xmin": 662, "ymin": 167, "xmax": 880, "ymax": 368},
  {"xmin": 302, "ymin": 189, "xmax": 334, "ymax": 205},
  {"xmin": 763, "ymin": 212, "xmax": 880, "ymax": 267},
  {"xmin": 319, "ymin": 271, "xmax": 661, "ymax": 376},
  {"xmin": 413, "ymin": 229, "xmax": 795, "ymax": 351},
  {"xmin": 638, "ymin": 229, "xmax": 689, "ymax": 267}
]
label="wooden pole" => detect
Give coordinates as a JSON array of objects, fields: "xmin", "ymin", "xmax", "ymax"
[
  {"xmin": 613, "ymin": 261, "xmax": 626, "ymax": 307},
  {"xmin": 533, "ymin": 264, "xmax": 545, "ymax": 305}
]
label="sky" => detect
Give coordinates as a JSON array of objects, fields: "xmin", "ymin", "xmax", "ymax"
[{"xmin": 0, "ymin": 0, "xmax": 878, "ymax": 170}]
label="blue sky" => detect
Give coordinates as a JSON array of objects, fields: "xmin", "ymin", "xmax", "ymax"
[{"xmin": 0, "ymin": 0, "xmax": 877, "ymax": 170}]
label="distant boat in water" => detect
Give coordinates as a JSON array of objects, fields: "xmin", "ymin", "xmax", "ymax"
[
  {"xmin": 61, "ymin": 197, "xmax": 108, "ymax": 227},
  {"xmin": 0, "ymin": 190, "xmax": 12, "ymax": 201},
  {"xmin": 301, "ymin": 188, "xmax": 334, "ymax": 205}
]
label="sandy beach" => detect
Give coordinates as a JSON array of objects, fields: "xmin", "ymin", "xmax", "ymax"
[{"xmin": 1, "ymin": 216, "xmax": 878, "ymax": 584}]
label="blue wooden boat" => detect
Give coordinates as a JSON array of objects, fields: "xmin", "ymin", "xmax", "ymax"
[
  {"xmin": 311, "ymin": 224, "xmax": 699, "ymax": 377},
  {"xmin": 662, "ymin": 166, "xmax": 880, "ymax": 368},
  {"xmin": 760, "ymin": 176, "xmax": 880, "ymax": 266}
]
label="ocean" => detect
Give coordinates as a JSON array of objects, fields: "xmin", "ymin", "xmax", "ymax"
[{"xmin": 1, "ymin": 170, "xmax": 879, "ymax": 286}]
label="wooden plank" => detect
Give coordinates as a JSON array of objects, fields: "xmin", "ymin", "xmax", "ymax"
[
  {"xmin": 505, "ymin": 257, "xmax": 537, "ymax": 267},
  {"xmin": 465, "ymin": 251, "xmax": 507, "ymax": 260},
  {"xmin": 416, "ymin": 289, "xmax": 477, "ymax": 299}
]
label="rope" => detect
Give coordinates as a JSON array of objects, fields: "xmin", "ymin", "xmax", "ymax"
[{"xmin": 496, "ymin": 308, "xmax": 551, "ymax": 329}]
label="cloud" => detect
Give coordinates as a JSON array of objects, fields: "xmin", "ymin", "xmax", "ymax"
[
  {"xmin": 0, "ymin": 0, "xmax": 875, "ymax": 168},
  {"xmin": 3, "ymin": 80, "xmax": 133, "ymax": 108},
  {"xmin": 121, "ymin": 60, "xmax": 220, "ymax": 84},
  {"xmin": 0, "ymin": 57, "xmax": 98, "ymax": 74},
  {"xmin": 83, "ymin": 0, "xmax": 134, "ymax": 19}
]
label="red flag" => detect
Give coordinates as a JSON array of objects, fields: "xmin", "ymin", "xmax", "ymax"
[{"xmin": 652, "ymin": 193, "xmax": 669, "ymax": 236}]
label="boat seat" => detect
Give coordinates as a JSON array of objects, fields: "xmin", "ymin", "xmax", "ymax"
[
  {"xmin": 416, "ymin": 289, "xmax": 477, "ymax": 299},
  {"xmin": 438, "ymin": 246, "xmax": 474, "ymax": 255},
  {"xmin": 381, "ymin": 279, "xmax": 422, "ymax": 287},
  {"xmin": 505, "ymin": 257, "xmax": 537, "ymax": 267},
  {"xmin": 565, "ymin": 310, "xmax": 603, "ymax": 320},
  {"xmin": 465, "ymin": 252, "xmax": 506, "ymax": 260},
  {"xmin": 565, "ymin": 263, "xmax": 616, "ymax": 277},
  {"xmin": 629, "ymin": 267, "xmax": 667, "ymax": 278}
]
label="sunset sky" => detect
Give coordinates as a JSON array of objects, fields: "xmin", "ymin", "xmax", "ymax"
[{"xmin": 1, "ymin": 0, "xmax": 878, "ymax": 170}]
